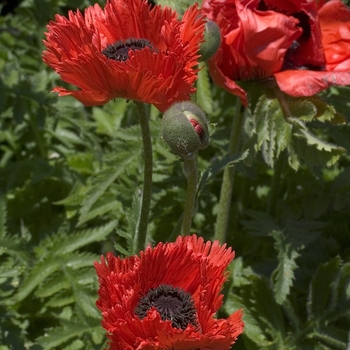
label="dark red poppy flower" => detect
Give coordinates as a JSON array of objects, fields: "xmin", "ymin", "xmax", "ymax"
[
  {"xmin": 95, "ymin": 235, "xmax": 244, "ymax": 350},
  {"xmin": 42, "ymin": 0, "xmax": 205, "ymax": 112},
  {"xmin": 202, "ymin": 0, "xmax": 350, "ymax": 105}
]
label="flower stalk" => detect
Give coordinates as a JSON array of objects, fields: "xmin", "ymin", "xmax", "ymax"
[
  {"xmin": 134, "ymin": 101, "xmax": 153, "ymax": 253},
  {"xmin": 181, "ymin": 156, "xmax": 198, "ymax": 235},
  {"xmin": 215, "ymin": 98, "xmax": 244, "ymax": 243}
]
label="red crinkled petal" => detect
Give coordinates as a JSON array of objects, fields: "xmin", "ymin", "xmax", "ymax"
[
  {"xmin": 94, "ymin": 235, "xmax": 244, "ymax": 350},
  {"xmin": 318, "ymin": 0, "xmax": 350, "ymax": 71},
  {"xmin": 42, "ymin": 0, "xmax": 205, "ymax": 111},
  {"xmin": 274, "ymin": 69, "xmax": 350, "ymax": 96}
]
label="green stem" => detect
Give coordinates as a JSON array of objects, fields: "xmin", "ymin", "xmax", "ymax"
[
  {"xmin": 134, "ymin": 102, "xmax": 153, "ymax": 253},
  {"xmin": 214, "ymin": 98, "xmax": 244, "ymax": 243},
  {"xmin": 181, "ymin": 156, "xmax": 198, "ymax": 235}
]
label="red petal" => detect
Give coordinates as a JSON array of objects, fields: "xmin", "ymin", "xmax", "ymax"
[
  {"xmin": 318, "ymin": 0, "xmax": 350, "ymax": 71},
  {"xmin": 207, "ymin": 52, "xmax": 248, "ymax": 106},
  {"xmin": 274, "ymin": 69, "xmax": 350, "ymax": 96},
  {"xmin": 94, "ymin": 235, "xmax": 243, "ymax": 350},
  {"xmin": 42, "ymin": 0, "xmax": 205, "ymax": 111}
]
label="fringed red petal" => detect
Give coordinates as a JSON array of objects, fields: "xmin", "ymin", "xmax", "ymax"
[
  {"xmin": 95, "ymin": 235, "xmax": 244, "ymax": 349},
  {"xmin": 43, "ymin": 0, "xmax": 205, "ymax": 111}
]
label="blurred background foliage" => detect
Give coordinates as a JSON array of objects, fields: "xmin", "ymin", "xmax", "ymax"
[{"xmin": 0, "ymin": 0, "xmax": 350, "ymax": 349}]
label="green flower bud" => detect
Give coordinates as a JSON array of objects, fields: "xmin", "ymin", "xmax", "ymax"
[
  {"xmin": 199, "ymin": 20, "xmax": 221, "ymax": 62},
  {"xmin": 161, "ymin": 101, "xmax": 210, "ymax": 160}
]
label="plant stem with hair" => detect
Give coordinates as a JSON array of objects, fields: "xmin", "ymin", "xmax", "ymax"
[
  {"xmin": 214, "ymin": 98, "xmax": 244, "ymax": 243},
  {"xmin": 134, "ymin": 101, "xmax": 153, "ymax": 253},
  {"xmin": 182, "ymin": 156, "xmax": 198, "ymax": 235}
]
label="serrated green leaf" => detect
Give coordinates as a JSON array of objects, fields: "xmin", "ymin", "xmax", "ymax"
[
  {"xmin": 291, "ymin": 118, "xmax": 342, "ymax": 153},
  {"xmin": 312, "ymin": 326, "xmax": 348, "ymax": 350},
  {"xmin": 227, "ymin": 276, "xmax": 285, "ymax": 346},
  {"xmin": 36, "ymin": 323, "xmax": 101, "ymax": 349},
  {"xmin": 92, "ymin": 99, "xmax": 127, "ymax": 136},
  {"xmin": 64, "ymin": 252, "xmax": 99, "ymax": 270},
  {"xmin": 114, "ymin": 243, "xmax": 130, "ymax": 256},
  {"xmin": 114, "ymin": 124, "xmax": 144, "ymax": 142},
  {"xmin": 55, "ymin": 192, "xmax": 87, "ymax": 207},
  {"xmin": 15, "ymin": 259, "xmax": 60, "ymax": 302},
  {"xmin": 67, "ymin": 152, "xmax": 95, "ymax": 175},
  {"xmin": 75, "ymin": 290, "xmax": 100, "ymax": 319},
  {"xmin": 62, "ymin": 339, "xmax": 84, "ymax": 350},
  {"xmin": 45, "ymin": 292, "xmax": 76, "ymax": 308},
  {"xmin": 290, "ymin": 118, "xmax": 345, "ymax": 167},
  {"xmin": 307, "ymin": 96, "xmax": 345, "ymax": 124},
  {"xmin": 78, "ymin": 152, "xmax": 138, "ymax": 225},
  {"xmin": 54, "ymin": 220, "xmax": 118, "ymax": 255},
  {"xmin": 245, "ymin": 95, "xmax": 292, "ymax": 167},
  {"xmin": 224, "ymin": 292, "xmax": 271, "ymax": 347},
  {"xmin": 197, "ymin": 65, "xmax": 213, "ymax": 115},
  {"xmin": 241, "ymin": 210, "xmax": 279, "ymax": 237},
  {"xmin": 35, "ymin": 274, "xmax": 70, "ymax": 298},
  {"xmin": 198, "ymin": 150, "xmax": 248, "ymax": 193},
  {"xmin": 78, "ymin": 200, "xmax": 123, "ymax": 226},
  {"xmin": 308, "ymin": 257, "xmax": 342, "ymax": 320},
  {"xmin": 271, "ymin": 230, "xmax": 299, "ymax": 304},
  {"xmin": 287, "ymin": 98, "xmax": 317, "ymax": 122}
]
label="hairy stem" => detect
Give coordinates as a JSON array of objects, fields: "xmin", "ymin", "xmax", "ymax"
[
  {"xmin": 181, "ymin": 156, "xmax": 198, "ymax": 235},
  {"xmin": 214, "ymin": 98, "xmax": 244, "ymax": 243},
  {"xmin": 134, "ymin": 102, "xmax": 153, "ymax": 253}
]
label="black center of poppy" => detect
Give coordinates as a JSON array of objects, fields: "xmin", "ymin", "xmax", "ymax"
[
  {"xmin": 102, "ymin": 38, "xmax": 154, "ymax": 62},
  {"xmin": 134, "ymin": 284, "xmax": 197, "ymax": 330}
]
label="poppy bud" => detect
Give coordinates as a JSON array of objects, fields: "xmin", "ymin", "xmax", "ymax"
[
  {"xmin": 199, "ymin": 20, "xmax": 221, "ymax": 62},
  {"xmin": 161, "ymin": 101, "xmax": 210, "ymax": 159}
]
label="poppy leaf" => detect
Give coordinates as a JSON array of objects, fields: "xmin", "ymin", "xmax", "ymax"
[
  {"xmin": 78, "ymin": 152, "xmax": 139, "ymax": 226},
  {"xmin": 53, "ymin": 220, "xmax": 118, "ymax": 255},
  {"xmin": 245, "ymin": 95, "xmax": 292, "ymax": 167},
  {"xmin": 271, "ymin": 229, "xmax": 300, "ymax": 305},
  {"xmin": 198, "ymin": 150, "xmax": 248, "ymax": 194},
  {"xmin": 290, "ymin": 118, "xmax": 345, "ymax": 167},
  {"xmin": 66, "ymin": 152, "xmax": 95, "ymax": 175},
  {"xmin": 15, "ymin": 259, "xmax": 61, "ymax": 302},
  {"xmin": 307, "ymin": 257, "xmax": 342, "ymax": 320},
  {"xmin": 35, "ymin": 274, "xmax": 70, "ymax": 299},
  {"xmin": 311, "ymin": 327, "xmax": 348, "ymax": 350},
  {"xmin": 286, "ymin": 98, "xmax": 317, "ymax": 122},
  {"xmin": 36, "ymin": 322, "xmax": 102, "ymax": 350},
  {"xmin": 224, "ymin": 292, "xmax": 272, "ymax": 348}
]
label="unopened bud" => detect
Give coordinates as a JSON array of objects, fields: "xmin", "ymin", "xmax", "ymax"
[
  {"xmin": 199, "ymin": 20, "xmax": 221, "ymax": 62},
  {"xmin": 161, "ymin": 101, "xmax": 210, "ymax": 160}
]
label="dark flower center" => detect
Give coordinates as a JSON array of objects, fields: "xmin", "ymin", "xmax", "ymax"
[
  {"xmin": 134, "ymin": 284, "xmax": 197, "ymax": 330},
  {"xmin": 102, "ymin": 38, "xmax": 154, "ymax": 62}
]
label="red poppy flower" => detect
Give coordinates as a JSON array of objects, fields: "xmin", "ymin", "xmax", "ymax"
[
  {"xmin": 202, "ymin": 0, "xmax": 350, "ymax": 105},
  {"xmin": 42, "ymin": 0, "xmax": 205, "ymax": 112},
  {"xmin": 275, "ymin": 0, "xmax": 350, "ymax": 97},
  {"xmin": 95, "ymin": 235, "xmax": 244, "ymax": 350}
]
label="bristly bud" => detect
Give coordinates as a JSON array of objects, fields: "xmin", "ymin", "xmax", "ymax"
[
  {"xmin": 161, "ymin": 101, "xmax": 210, "ymax": 160},
  {"xmin": 199, "ymin": 20, "xmax": 221, "ymax": 62}
]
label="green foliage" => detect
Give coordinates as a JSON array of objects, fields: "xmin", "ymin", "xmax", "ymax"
[
  {"xmin": 244, "ymin": 94, "xmax": 346, "ymax": 170},
  {"xmin": 1, "ymin": 0, "xmax": 350, "ymax": 349}
]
